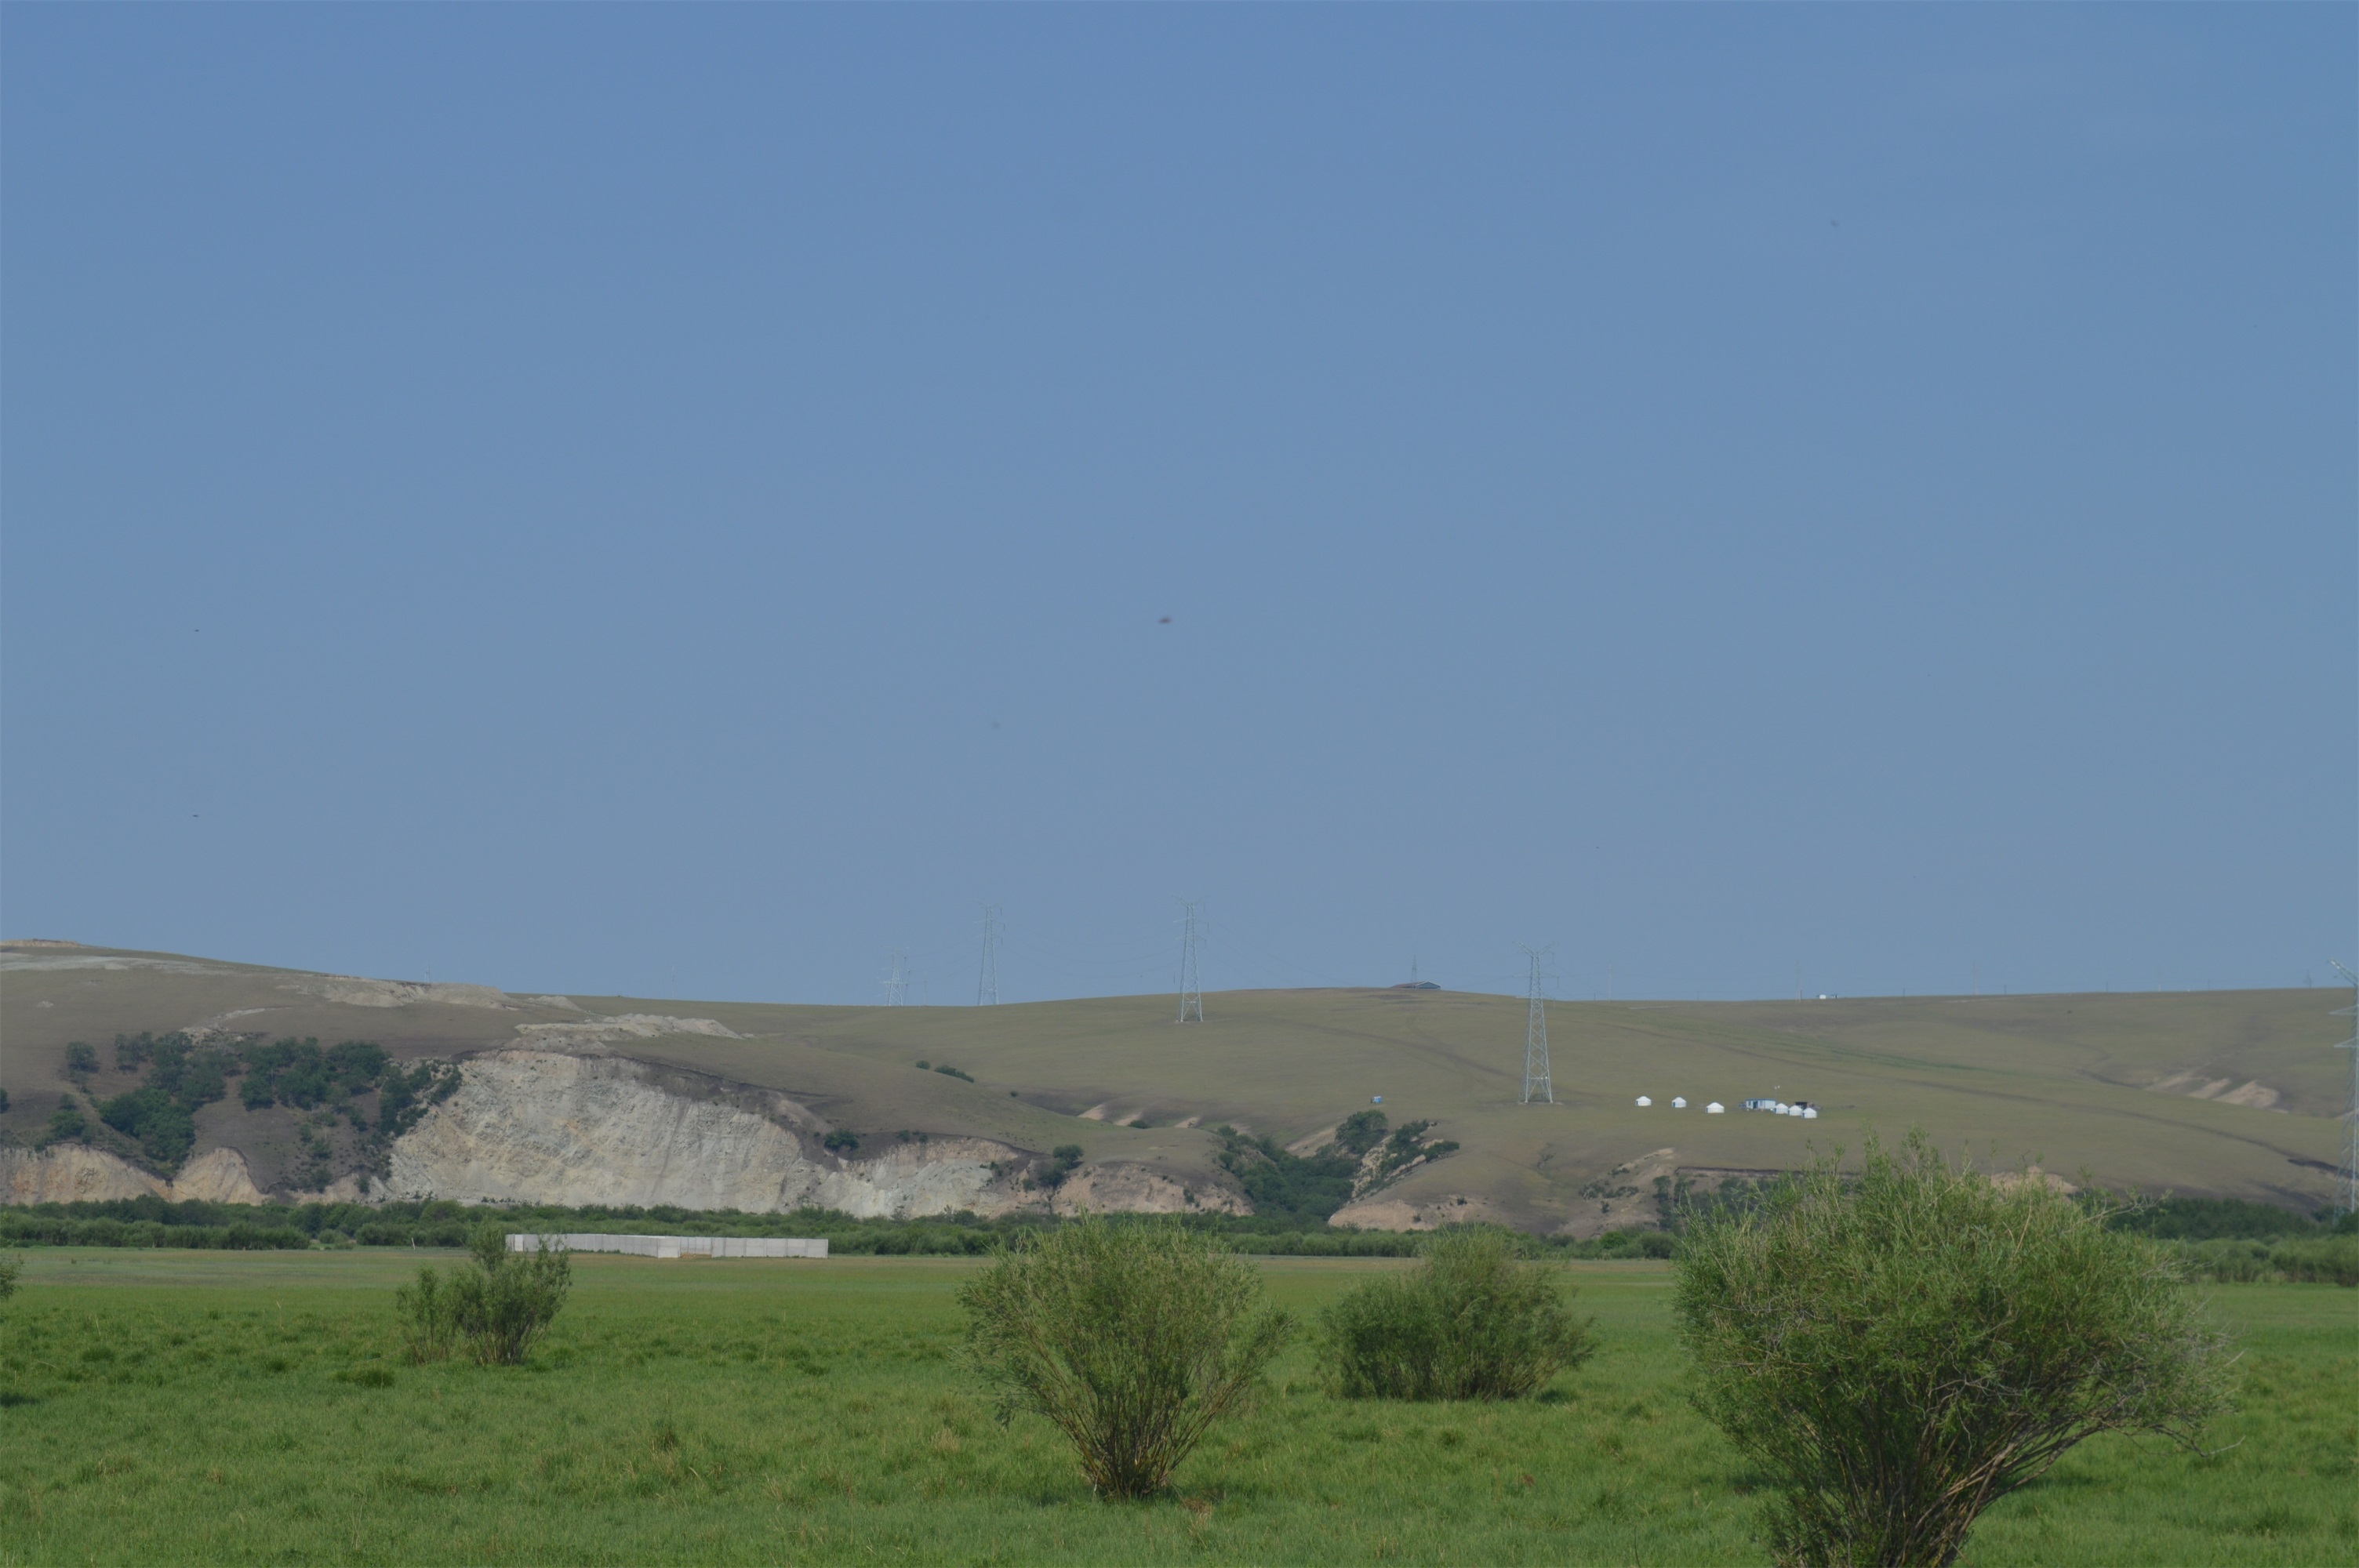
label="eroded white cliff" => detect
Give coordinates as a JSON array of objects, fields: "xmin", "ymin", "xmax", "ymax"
[
  {"xmin": 381, "ymin": 1050, "xmax": 1032, "ymax": 1217},
  {"xmin": 0, "ymin": 1143, "xmax": 267, "ymax": 1205}
]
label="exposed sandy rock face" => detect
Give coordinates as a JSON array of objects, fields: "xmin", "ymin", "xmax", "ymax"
[
  {"xmin": 280, "ymin": 975, "xmax": 512, "ymax": 1010},
  {"xmin": 514, "ymin": 1014, "xmax": 743, "ymax": 1047},
  {"xmin": 1, "ymin": 1145, "xmax": 166, "ymax": 1203},
  {"xmin": 1330, "ymin": 1193, "xmax": 1501, "ymax": 1231},
  {"xmin": 0, "ymin": 1144, "xmax": 269, "ymax": 1205},
  {"xmin": 1550, "ymin": 1147, "xmax": 1678, "ymax": 1239},
  {"xmin": 2146, "ymin": 1072, "xmax": 2284, "ymax": 1110},
  {"xmin": 1052, "ymin": 1162, "xmax": 1249, "ymax": 1218},
  {"xmin": 383, "ymin": 1051, "xmax": 1027, "ymax": 1217},
  {"xmin": 173, "ymin": 1148, "xmax": 268, "ymax": 1204}
]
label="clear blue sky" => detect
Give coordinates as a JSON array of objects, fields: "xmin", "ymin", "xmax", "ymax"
[{"xmin": 5, "ymin": 7, "xmax": 2350, "ymax": 1006}]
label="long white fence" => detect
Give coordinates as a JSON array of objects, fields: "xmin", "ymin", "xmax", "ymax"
[{"xmin": 507, "ymin": 1232, "xmax": 827, "ymax": 1259}]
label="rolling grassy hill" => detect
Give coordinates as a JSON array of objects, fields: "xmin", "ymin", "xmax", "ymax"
[{"xmin": 2, "ymin": 942, "xmax": 2347, "ymax": 1228}]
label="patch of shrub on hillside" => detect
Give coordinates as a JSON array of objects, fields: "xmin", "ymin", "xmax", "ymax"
[
  {"xmin": 375, "ymin": 1059, "xmax": 460, "ymax": 1135},
  {"xmin": 1211, "ymin": 1116, "xmax": 1459, "ymax": 1224},
  {"xmin": 1676, "ymin": 1130, "xmax": 2230, "ymax": 1568},
  {"xmin": 96, "ymin": 1088, "xmax": 198, "ymax": 1170},
  {"xmin": 42, "ymin": 1097, "xmax": 89, "ymax": 1146},
  {"xmin": 238, "ymin": 1038, "xmax": 390, "ymax": 1111},
  {"xmin": 1035, "ymin": 1145, "xmax": 1084, "ymax": 1189},
  {"xmin": 1320, "ymin": 1225, "xmax": 1594, "ymax": 1400},
  {"xmin": 1212, "ymin": 1127, "xmax": 1362, "ymax": 1222},
  {"xmin": 960, "ymin": 1216, "xmax": 1291, "ymax": 1499}
]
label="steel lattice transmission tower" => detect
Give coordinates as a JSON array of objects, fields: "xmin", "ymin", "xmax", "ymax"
[
  {"xmin": 1176, "ymin": 900, "xmax": 1205, "ymax": 1022},
  {"xmin": 1518, "ymin": 943, "xmax": 1554, "ymax": 1105},
  {"xmin": 881, "ymin": 951, "xmax": 912, "ymax": 1007},
  {"xmin": 976, "ymin": 906, "xmax": 1002, "ymax": 1007},
  {"xmin": 2331, "ymin": 960, "xmax": 2358, "ymax": 1216}
]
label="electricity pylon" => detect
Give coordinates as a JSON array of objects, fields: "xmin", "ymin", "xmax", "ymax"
[
  {"xmin": 1518, "ymin": 943, "xmax": 1554, "ymax": 1105},
  {"xmin": 1176, "ymin": 900, "xmax": 1205, "ymax": 1022},
  {"xmin": 881, "ymin": 951, "xmax": 911, "ymax": 1007},
  {"xmin": 2332, "ymin": 960, "xmax": 2357, "ymax": 1216},
  {"xmin": 977, "ymin": 906, "xmax": 1001, "ymax": 1006}
]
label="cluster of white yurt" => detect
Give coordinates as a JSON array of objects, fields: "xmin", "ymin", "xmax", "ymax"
[{"xmin": 1634, "ymin": 1097, "xmax": 1803, "ymax": 1117}]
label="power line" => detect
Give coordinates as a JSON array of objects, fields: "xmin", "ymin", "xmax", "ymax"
[
  {"xmin": 1176, "ymin": 899, "xmax": 1205, "ymax": 1023},
  {"xmin": 2331, "ymin": 960, "xmax": 2357, "ymax": 1217},
  {"xmin": 977, "ymin": 906, "xmax": 1002, "ymax": 1006},
  {"xmin": 1518, "ymin": 942, "xmax": 1554, "ymax": 1105}
]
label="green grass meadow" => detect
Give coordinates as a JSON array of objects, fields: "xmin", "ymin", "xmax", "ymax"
[{"xmin": 0, "ymin": 1250, "xmax": 2350, "ymax": 1566}]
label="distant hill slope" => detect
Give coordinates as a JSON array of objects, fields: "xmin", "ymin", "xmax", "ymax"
[{"xmin": 2, "ymin": 942, "xmax": 2346, "ymax": 1227}]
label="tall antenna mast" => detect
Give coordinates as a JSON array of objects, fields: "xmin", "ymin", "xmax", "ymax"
[
  {"xmin": 977, "ymin": 906, "xmax": 1001, "ymax": 1006},
  {"xmin": 1176, "ymin": 900, "xmax": 1205, "ymax": 1022},
  {"xmin": 2331, "ymin": 960, "xmax": 2357, "ymax": 1215},
  {"xmin": 1518, "ymin": 942, "xmax": 1554, "ymax": 1105},
  {"xmin": 881, "ymin": 950, "xmax": 911, "ymax": 1007}
]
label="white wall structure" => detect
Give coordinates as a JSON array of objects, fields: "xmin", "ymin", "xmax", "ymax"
[{"xmin": 507, "ymin": 1232, "xmax": 827, "ymax": 1259}]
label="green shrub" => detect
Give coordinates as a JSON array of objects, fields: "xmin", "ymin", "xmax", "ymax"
[
  {"xmin": 0, "ymin": 1251, "xmax": 20, "ymax": 1302},
  {"xmin": 1319, "ymin": 1225, "xmax": 1594, "ymax": 1400},
  {"xmin": 449, "ymin": 1225, "xmax": 571, "ymax": 1366},
  {"xmin": 1674, "ymin": 1131, "xmax": 2231, "ymax": 1568},
  {"xmin": 42, "ymin": 1097, "xmax": 89, "ymax": 1145},
  {"xmin": 394, "ymin": 1265, "xmax": 461, "ymax": 1363},
  {"xmin": 1038, "ymin": 1145, "xmax": 1084, "ymax": 1188},
  {"xmin": 959, "ymin": 1216, "xmax": 1292, "ymax": 1499},
  {"xmin": 2267, "ymin": 1235, "xmax": 2359, "ymax": 1286}
]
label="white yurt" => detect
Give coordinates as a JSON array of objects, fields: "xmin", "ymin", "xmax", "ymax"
[
  {"xmin": 1801, "ymin": 1105, "xmax": 1819, "ymax": 1119},
  {"xmin": 1635, "ymin": 1095, "xmax": 1652, "ymax": 1107},
  {"xmin": 1705, "ymin": 1102, "xmax": 1725, "ymax": 1113},
  {"xmin": 1670, "ymin": 1096, "xmax": 1687, "ymax": 1109}
]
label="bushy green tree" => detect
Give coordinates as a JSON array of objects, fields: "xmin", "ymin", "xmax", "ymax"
[
  {"xmin": 1319, "ymin": 1225, "xmax": 1594, "ymax": 1400},
  {"xmin": 449, "ymin": 1224, "xmax": 571, "ymax": 1366},
  {"xmin": 1674, "ymin": 1131, "xmax": 2231, "ymax": 1568},
  {"xmin": 960, "ymin": 1216, "xmax": 1291, "ymax": 1499}
]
